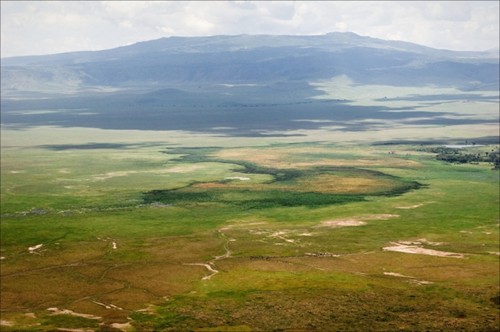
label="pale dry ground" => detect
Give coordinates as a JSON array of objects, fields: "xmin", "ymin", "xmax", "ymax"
[
  {"xmin": 186, "ymin": 215, "xmax": 378, "ymax": 280},
  {"xmin": 317, "ymin": 214, "xmax": 399, "ymax": 228},
  {"xmin": 396, "ymin": 203, "xmax": 424, "ymax": 209},
  {"xmin": 212, "ymin": 146, "xmax": 422, "ymax": 169},
  {"xmin": 310, "ymin": 75, "xmax": 499, "ymax": 108},
  {"xmin": 383, "ymin": 240, "xmax": 465, "ymax": 258},
  {"xmin": 46, "ymin": 308, "xmax": 102, "ymax": 320},
  {"xmin": 383, "ymin": 272, "xmax": 434, "ymax": 285},
  {"xmin": 2, "ymin": 122, "xmax": 499, "ymax": 150}
]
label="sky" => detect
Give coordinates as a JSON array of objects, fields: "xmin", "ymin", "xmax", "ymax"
[{"xmin": 1, "ymin": 1, "xmax": 499, "ymax": 58}]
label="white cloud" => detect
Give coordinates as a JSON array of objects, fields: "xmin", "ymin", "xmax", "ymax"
[{"xmin": 1, "ymin": 1, "xmax": 498, "ymax": 58}]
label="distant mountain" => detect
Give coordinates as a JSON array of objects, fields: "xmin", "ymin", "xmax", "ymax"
[
  {"xmin": 2, "ymin": 32, "xmax": 498, "ymax": 97},
  {"xmin": 1, "ymin": 33, "xmax": 498, "ymax": 136}
]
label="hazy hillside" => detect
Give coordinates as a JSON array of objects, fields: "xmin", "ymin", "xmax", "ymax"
[
  {"xmin": 2, "ymin": 32, "xmax": 498, "ymax": 94},
  {"xmin": 1, "ymin": 32, "xmax": 498, "ymax": 136}
]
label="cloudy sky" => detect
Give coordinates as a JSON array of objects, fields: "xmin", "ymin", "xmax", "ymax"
[{"xmin": 1, "ymin": 1, "xmax": 499, "ymax": 58}]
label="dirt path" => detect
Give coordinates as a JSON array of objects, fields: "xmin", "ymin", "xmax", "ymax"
[{"xmin": 185, "ymin": 229, "xmax": 232, "ymax": 280}]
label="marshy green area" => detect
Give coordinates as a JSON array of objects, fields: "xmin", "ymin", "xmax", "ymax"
[{"xmin": 1, "ymin": 135, "xmax": 499, "ymax": 331}]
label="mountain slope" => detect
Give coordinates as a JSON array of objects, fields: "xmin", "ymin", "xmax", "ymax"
[
  {"xmin": 2, "ymin": 32, "xmax": 498, "ymax": 96},
  {"xmin": 1, "ymin": 33, "xmax": 498, "ymax": 137}
]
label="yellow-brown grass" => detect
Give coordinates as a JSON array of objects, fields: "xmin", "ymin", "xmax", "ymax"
[
  {"xmin": 192, "ymin": 174, "xmax": 400, "ymax": 195},
  {"xmin": 293, "ymin": 174, "xmax": 399, "ymax": 194},
  {"xmin": 213, "ymin": 147, "xmax": 420, "ymax": 169}
]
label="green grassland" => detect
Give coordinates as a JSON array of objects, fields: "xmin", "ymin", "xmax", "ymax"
[{"xmin": 1, "ymin": 138, "xmax": 499, "ymax": 331}]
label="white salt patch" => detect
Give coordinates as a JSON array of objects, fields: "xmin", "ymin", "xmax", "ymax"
[
  {"xmin": 92, "ymin": 301, "xmax": 123, "ymax": 310},
  {"xmin": 410, "ymin": 279, "xmax": 434, "ymax": 285},
  {"xmin": 47, "ymin": 307, "xmax": 101, "ymax": 320},
  {"xmin": 112, "ymin": 242, "xmax": 117, "ymax": 249},
  {"xmin": 384, "ymin": 272, "xmax": 433, "ymax": 285},
  {"xmin": 28, "ymin": 244, "xmax": 43, "ymax": 253},
  {"xmin": 108, "ymin": 304, "xmax": 123, "ymax": 310},
  {"xmin": 396, "ymin": 204, "xmax": 423, "ymax": 209},
  {"xmin": 383, "ymin": 242, "xmax": 464, "ymax": 258},
  {"xmin": 136, "ymin": 304, "xmax": 157, "ymax": 314},
  {"xmin": 224, "ymin": 176, "xmax": 250, "ymax": 181},
  {"xmin": 110, "ymin": 322, "xmax": 133, "ymax": 332},
  {"xmin": 384, "ymin": 272, "xmax": 413, "ymax": 278}
]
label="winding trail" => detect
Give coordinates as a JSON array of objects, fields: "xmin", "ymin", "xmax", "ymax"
[{"xmin": 185, "ymin": 230, "xmax": 232, "ymax": 280}]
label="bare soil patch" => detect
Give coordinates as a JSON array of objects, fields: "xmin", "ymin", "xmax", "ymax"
[
  {"xmin": 47, "ymin": 308, "xmax": 102, "ymax": 320},
  {"xmin": 319, "ymin": 219, "xmax": 367, "ymax": 228},
  {"xmin": 396, "ymin": 204, "xmax": 423, "ymax": 209},
  {"xmin": 383, "ymin": 241, "xmax": 464, "ymax": 258},
  {"xmin": 318, "ymin": 214, "xmax": 399, "ymax": 228},
  {"xmin": 110, "ymin": 321, "xmax": 133, "ymax": 331},
  {"xmin": 384, "ymin": 272, "xmax": 434, "ymax": 285},
  {"xmin": 383, "ymin": 272, "xmax": 413, "ymax": 278},
  {"xmin": 28, "ymin": 244, "xmax": 43, "ymax": 254}
]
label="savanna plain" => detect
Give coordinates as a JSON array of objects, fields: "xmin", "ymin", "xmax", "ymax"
[{"xmin": 1, "ymin": 127, "xmax": 499, "ymax": 331}]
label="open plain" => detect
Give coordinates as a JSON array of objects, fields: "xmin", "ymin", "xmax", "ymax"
[
  {"xmin": 1, "ymin": 32, "xmax": 499, "ymax": 331},
  {"xmin": 1, "ymin": 133, "xmax": 499, "ymax": 331}
]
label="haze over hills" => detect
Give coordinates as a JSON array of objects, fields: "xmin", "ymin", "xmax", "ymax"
[{"xmin": 1, "ymin": 32, "xmax": 499, "ymax": 137}]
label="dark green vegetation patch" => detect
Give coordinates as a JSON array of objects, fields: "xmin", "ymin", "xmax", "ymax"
[{"xmin": 144, "ymin": 147, "xmax": 421, "ymax": 208}]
